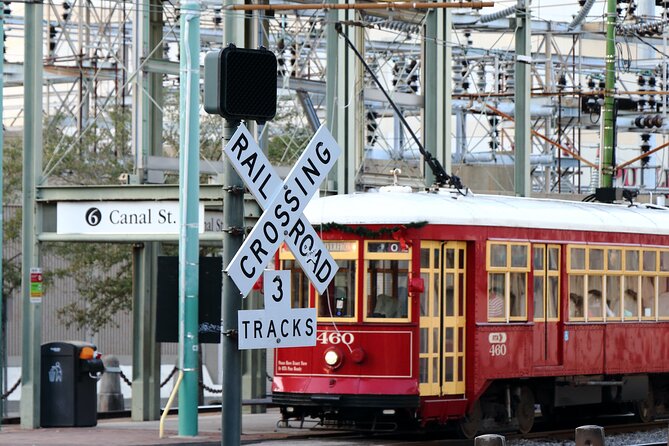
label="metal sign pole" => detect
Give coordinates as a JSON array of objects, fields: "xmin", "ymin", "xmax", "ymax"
[{"xmin": 221, "ymin": 119, "xmax": 243, "ymax": 446}]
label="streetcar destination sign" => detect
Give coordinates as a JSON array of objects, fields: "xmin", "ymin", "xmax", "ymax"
[
  {"xmin": 224, "ymin": 123, "xmax": 341, "ymax": 297},
  {"xmin": 238, "ymin": 270, "xmax": 316, "ymax": 349}
]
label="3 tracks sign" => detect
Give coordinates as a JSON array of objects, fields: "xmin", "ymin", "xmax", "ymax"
[{"xmin": 223, "ymin": 123, "xmax": 341, "ymax": 349}]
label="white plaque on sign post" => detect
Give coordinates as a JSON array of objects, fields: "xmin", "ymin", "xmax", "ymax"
[
  {"xmin": 238, "ymin": 270, "xmax": 316, "ymax": 349},
  {"xmin": 223, "ymin": 124, "xmax": 338, "ymax": 295},
  {"xmin": 225, "ymin": 124, "xmax": 341, "ymax": 297}
]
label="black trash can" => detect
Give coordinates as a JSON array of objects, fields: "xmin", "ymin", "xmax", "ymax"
[{"xmin": 41, "ymin": 341, "xmax": 104, "ymax": 427}]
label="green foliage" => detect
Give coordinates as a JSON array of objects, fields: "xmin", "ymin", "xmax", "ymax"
[
  {"xmin": 50, "ymin": 242, "xmax": 133, "ymax": 333},
  {"xmin": 266, "ymin": 108, "xmax": 312, "ymax": 165}
]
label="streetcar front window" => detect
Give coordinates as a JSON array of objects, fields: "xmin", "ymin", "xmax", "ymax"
[
  {"xmin": 365, "ymin": 241, "xmax": 411, "ymax": 321},
  {"xmin": 318, "ymin": 260, "xmax": 356, "ymax": 319},
  {"xmin": 316, "ymin": 241, "xmax": 359, "ymax": 322}
]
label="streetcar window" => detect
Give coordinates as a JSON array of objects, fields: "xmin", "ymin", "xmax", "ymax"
[
  {"xmin": 643, "ymin": 250, "xmax": 657, "ymax": 272},
  {"xmin": 280, "ymin": 259, "xmax": 310, "ymax": 309},
  {"xmin": 570, "ymin": 247, "xmax": 586, "ymax": 270},
  {"xmin": 590, "ymin": 249, "xmax": 604, "ymax": 271},
  {"xmin": 625, "ymin": 249, "xmax": 639, "ymax": 271},
  {"xmin": 642, "ymin": 276, "xmax": 656, "ymax": 318},
  {"xmin": 300, "ymin": 240, "xmax": 358, "ymax": 322},
  {"xmin": 365, "ymin": 240, "xmax": 411, "ymax": 322},
  {"xmin": 658, "ymin": 276, "xmax": 669, "ymax": 318},
  {"xmin": 569, "ymin": 275, "xmax": 585, "ymax": 319},
  {"xmin": 490, "ymin": 244, "xmax": 506, "ymax": 267},
  {"xmin": 608, "ymin": 249, "xmax": 622, "ymax": 271},
  {"xmin": 486, "ymin": 241, "xmax": 529, "ymax": 322},
  {"xmin": 607, "ymin": 276, "xmax": 622, "ymax": 318},
  {"xmin": 318, "ymin": 260, "xmax": 357, "ymax": 319},
  {"xmin": 624, "ymin": 276, "xmax": 640, "ymax": 319}
]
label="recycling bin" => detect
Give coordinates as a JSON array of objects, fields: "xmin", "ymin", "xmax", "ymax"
[{"xmin": 41, "ymin": 341, "xmax": 104, "ymax": 427}]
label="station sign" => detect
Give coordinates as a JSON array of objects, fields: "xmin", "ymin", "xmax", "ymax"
[
  {"xmin": 57, "ymin": 201, "xmax": 205, "ymax": 235},
  {"xmin": 224, "ymin": 123, "xmax": 341, "ymax": 297},
  {"xmin": 238, "ymin": 270, "xmax": 316, "ymax": 349}
]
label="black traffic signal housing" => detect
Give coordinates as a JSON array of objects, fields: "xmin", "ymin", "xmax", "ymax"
[{"xmin": 204, "ymin": 44, "xmax": 277, "ymax": 123}]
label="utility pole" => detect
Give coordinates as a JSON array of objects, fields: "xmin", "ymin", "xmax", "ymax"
[
  {"xmin": 601, "ymin": 0, "xmax": 617, "ymax": 187},
  {"xmin": 21, "ymin": 0, "xmax": 44, "ymax": 429},
  {"xmin": 178, "ymin": 0, "xmax": 200, "ymax": 436},
  {"xmin": 0, "ymin": 3, "xmax": 4, "ymax": 430},
  {"xmin": 514, "ymin": 0, "xmax": 531, "ymax": 197}
]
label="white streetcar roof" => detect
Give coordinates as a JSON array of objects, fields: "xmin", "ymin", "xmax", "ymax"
[{"xmin": 304, "ymin": 189, "xmax": 669, "ymax": 236}]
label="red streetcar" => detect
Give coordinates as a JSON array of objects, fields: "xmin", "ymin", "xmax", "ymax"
[{"xmin": 272, "ymin": 186, "xmax": 669, "ymax": 437}]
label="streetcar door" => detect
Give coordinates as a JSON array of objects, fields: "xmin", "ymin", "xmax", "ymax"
[
  {"xmin": 419, "ymin": 241, "xmax": 466, "ymax": 396},
  {"xmin": 532, "ymin": 244, "xmax": 561, "ymax": 366}
]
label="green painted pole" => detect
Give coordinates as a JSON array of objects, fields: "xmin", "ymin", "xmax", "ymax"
[
  {"xmin": 601, "ymin": 0, "xmax": 617, "ymax": 187},
  {"xmin": 178, "ymin": 0, "xmax": 200, "ymax": 436},
  {"xmin": 20, "ymin": 0, "xmax": 43, "ymax": 429},
  {"xmin": 514, "ymin": 0, "xmax": 531, "ymax": 197},
  {"xmin": 0, "ymin": 4, "xmax": 4, "ymax": 430}
]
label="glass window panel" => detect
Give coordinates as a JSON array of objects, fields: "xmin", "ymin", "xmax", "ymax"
[
  {"xmin": 459, "ymin": 249, "xmax": 465, "ymax": 269},
  {"xmin": 282, "ymin": 260, "xmax": 310, "ymax": 309},
  {"xmin": 587, "ymin": 276, "xmax": 604, "ymax": 319},
  {"xmin": 661, "ymin": 251, "xmax": 669, "ymax": 272},
  {"xmin": 534, "ymin": 276, "xmax": 545, "ymax": 319},
  {"xmin": 606, "ymin": 276, "xmax": 621, "ymax": 317},
  {"xmin": 533, "ymin": 246, "xmax": 544, "ymax": 270},
  {"xmin": 458, "ymin": 327, "xmax": 464, "ymax": 353},
  {"xmin": 432, "ymin": 359, "xmax": 439, "ymax": 383},
  {"xmin": 643, "ymin": 251, "xmax": 657, "ymax": 272},
  {"xmin": 367, "ymin": 259, "xmax": 410, "ymax": 319},
  {"xmin": 420, "ymin": 272, "xmax": 429, "ymax": 317},
  {"xmin": 458, "ymin": 273, "xmax": 465, "ymax": 317},
  {"xmin": 432, "ymin": 273, "xmax": 440, "ymax": 317},
  {"xmin": 571, "ymin": 247, "xmax": 586, "ymax": 270},
  {"xmin": 419, "ymin": 358, "xmax": 428, "ymax": 383},
  {"xmin": 608, "ymin": 249, "xmax": 622, "ymax": 271},
  {"xmin": 445, "ymin": 327, "xmax": 454, "ymax": 353},
  {"xmin": 510, "ymin": 272, "xmax": 527, "ymax": 318},
  {"xmin": 590, "ymin": 249, "xmax": 604, "ymax": 270},
  {"xmin": 569, "ymin": 274, "xmax": 585, "ymax": 319},
  {"xmin": 434, "ymin": 249, "xmax": 440, "ymax": 269},
  {"xmin": 488, "ymin": 273, "xmax": 506, "ymax": 318},
  {"xmin": 445, "ymin": 274, "xmax": 455, "ymax": 316},
  {"xmin": 420, "ymin": 248, "xmax": 430, "ymax": 268},
  {"xmin": 548, "ymin": 247, "xmax": 560, "ymax": 271},
  {"xmin": 624, "ymin": 276, "xmax": 639, "ymax": 319},
  {"xmin": 490, "ymin": 244, "xmax": 507, "ymax": 267},
  {"xmin": 420, "ymin": 328, "xmax": 428, "ymax": 353},
  {"xmin": 445, "ymin": 357, "xmax": 454, "ymax": 382},
  {"xmin": 658, "ymin": 276, "xmax": 669, "ymax": 317},
  {"xmin": 458, "ymin": 357, "xmax": 464, "ymax": 382},
  {"xmin": 642, "ymin": 276, "xmax": 656, "ymax": 318},
  {"xmin": 511, "ymin": 245, "xmax": 528, "ymax": 268},
  {"xmin": 445, "ymin": 249, "xmax": 455, "ymax": 269},
  {"xmin": 433, "ymin": 328, "xmax": 439, "ymax": 354},
  {"xmin": 626, "ymin": 250, "xmax": 640, "ymax": 271},
  {"xmin": 318, "ymin": 260, "xmax": 356, "ymax": 318},
  {"xmin": 547, "ymin": 276, "xmax": 559, "ymax": 318}
]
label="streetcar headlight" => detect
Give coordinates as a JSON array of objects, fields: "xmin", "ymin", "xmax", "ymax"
[{"xmin": 324, "ymin": 348, "xmax": 342, "ymax": 369}]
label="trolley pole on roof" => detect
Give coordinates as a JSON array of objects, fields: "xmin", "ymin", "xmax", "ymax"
[
  {"xmin": 177, "ymin": 0, "xmax": 200, "ymax": 436},
  {"xmin": 601, "ymin": 0, "xmax": 617, "ymax": 187}
]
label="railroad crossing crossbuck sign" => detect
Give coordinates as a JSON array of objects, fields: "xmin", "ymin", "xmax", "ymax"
[
  {"xmin": 237, "ymin": 270, "xmax": 315, "ymax": 349},
  {"xmin": 224, "ymin": 123, "xmax": 340, "ymax": 297}
]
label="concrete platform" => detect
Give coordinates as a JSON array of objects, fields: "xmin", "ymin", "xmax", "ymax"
[{"xmin": 0, "ymin": 408, "xmax": 331, "ymax": 445}]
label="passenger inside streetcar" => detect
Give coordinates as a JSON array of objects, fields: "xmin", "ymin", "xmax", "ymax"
[{"xmin": 372, "ymin": 293, "xmax": 398, "ymax": 318}]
